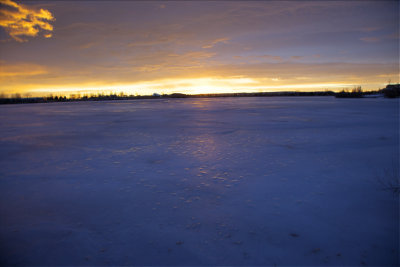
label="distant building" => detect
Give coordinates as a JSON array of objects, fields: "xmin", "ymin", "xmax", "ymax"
[{"xmin": 382, "ymin": 84, "xmax": 400, "ymax": 98}]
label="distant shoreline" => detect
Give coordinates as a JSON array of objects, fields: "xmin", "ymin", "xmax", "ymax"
[
  {"xmin": 1, "ymin": 84, "xmax": 399, "ymax": 105},
  {"xmin": 0, "ymin": 90, "xmax": 388, "ymax": 105}
]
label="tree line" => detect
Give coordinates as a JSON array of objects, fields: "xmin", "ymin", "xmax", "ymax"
[{"xmin": 0, "ymin": 84, "xmax": 398, "ymax": 104}]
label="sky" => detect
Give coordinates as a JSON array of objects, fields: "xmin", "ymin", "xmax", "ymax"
[{"xmin": 0, "ymin": 0, "xmax": 399, "ymax": 96}]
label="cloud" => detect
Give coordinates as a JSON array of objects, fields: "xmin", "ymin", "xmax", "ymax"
[
  {"xmin": 79, "ymin": 41, "xmax": 97, "ymax": 50},
  {"xmin": 233, "ymin": 54, "xmax": 282, "ymax": 62},
  {"xmin": 136, "ymin": 64, "xmax": 162, "ymax": 72},
  {"xmin": 202, "ymin": 37, "xmax": 229, "ymax": 49},
  {"xmin": 1, "ymin": 60, "xmax": 397, "ymax": 96},
  {"xmin": 360, "ymin": 37, "xmax": 380, "ymax": 43},
  {"xmin": 258, "ymin": 55, "xmax": 282, "ymax": 61},
  {"xmin": 0, "ymin": 61, "xmax": 48, "ymax": 79},
  {"xmin": 361, "ymin": 27, "xmax": 380, "ymax": 32},
  {"xmin": 290, "ymin": 56, "xmax": 304, "ymax": 60},
  {"xmin": 0, "ymin": 0, "xmax": 55, "ymax": 42},
  {"xmin": 386, "ymin": 32, "xmax": 399, "ymax": 40}
]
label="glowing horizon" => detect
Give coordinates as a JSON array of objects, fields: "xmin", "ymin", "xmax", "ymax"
[{"xmin": 5, "ymin": 78, "xmax": 386, "ymax": 98}]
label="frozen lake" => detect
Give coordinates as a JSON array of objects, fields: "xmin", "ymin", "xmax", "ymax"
[{"xmin": 0, "ymin": 97, "xmax": 398, "ymax": 266}]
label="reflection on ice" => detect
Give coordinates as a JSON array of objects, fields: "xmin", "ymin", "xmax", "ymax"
[{"xmin": 0, "ymin": 97, "xmax": 398, "ymax": 266}]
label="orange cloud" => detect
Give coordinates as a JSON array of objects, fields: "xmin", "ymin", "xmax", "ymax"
[
  {"xmin": 0, "ymin": 0, "xmax": 55, "ymax": 42},
  {"xmin": 0, "ymin": 61, "xmax": 48, "ymax": 78}
]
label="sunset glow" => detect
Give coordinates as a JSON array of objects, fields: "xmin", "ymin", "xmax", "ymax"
[{"xmin": 0, "ymin": 0, "xmax": 398, "ymax": 96}]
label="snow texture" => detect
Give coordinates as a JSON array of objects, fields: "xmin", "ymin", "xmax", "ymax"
[{"xmin": 0, "ymin": 97, "xmax": 398, "ymax": 266}]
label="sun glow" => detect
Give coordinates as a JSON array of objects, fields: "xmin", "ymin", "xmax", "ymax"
[{"xmin": 17, "ymin": 77, "xmax": 358, "ymax": 97}]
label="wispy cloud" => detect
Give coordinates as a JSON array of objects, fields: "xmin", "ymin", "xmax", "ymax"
[
  {"xmin": 0, "ymin": 61, "xmax": 48, "ymax": 78},
  {"xmin": 361, "ymin": 27, "xmax": 380, "ymax": 32},
  {"xmin": 233, "ymin": 54, "xmax": 282, "ymax": 62},
  {"xmin": 258, "ymin": 55, "xmax": 283, "ymax": 61},
  {"xmin": 202, "ymin": 37, "xmax": 229, "ymax": 49},
  {"xmin": 290, "ymin": 56, "xmax": 304, "ymax": 60},
  {"xmin": 386, "ymin": 32, "xmax": 399, "ymax": 40},
  {"xmin": 0, "ymin": 0, "xmax": 55, "ymax": 42},
  {"xmin": 360, "ymin": 37, "xmax": 380, "ymax": 43}
]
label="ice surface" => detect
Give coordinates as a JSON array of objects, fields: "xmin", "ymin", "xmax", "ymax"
[{"xmin": 0, "ymin": 97, "xmax": 398, "ymax": 265}]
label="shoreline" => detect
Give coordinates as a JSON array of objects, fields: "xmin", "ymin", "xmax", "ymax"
[{"xmin": 0, "ymin": 90, "xmax": 388, "ymax": 105}]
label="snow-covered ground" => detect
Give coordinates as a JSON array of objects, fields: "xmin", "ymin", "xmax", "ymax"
[{"xmin": 0, "ymin": 97, "xmax": 398, "ymax": 266}]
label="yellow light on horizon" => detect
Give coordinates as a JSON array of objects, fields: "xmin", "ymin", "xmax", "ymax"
[{"xmin": 3, "ymin": 76, "xmax": 387, "ymax": 97}]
